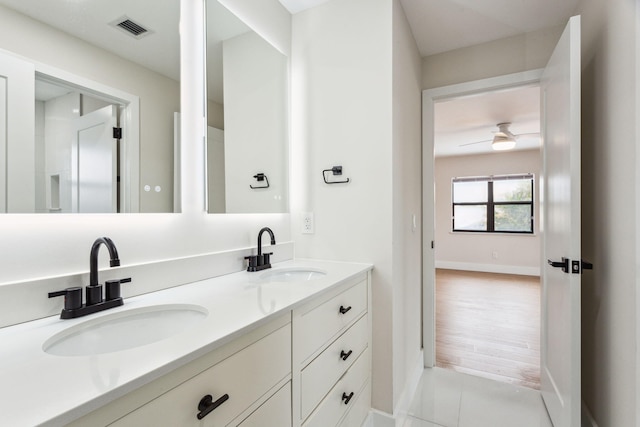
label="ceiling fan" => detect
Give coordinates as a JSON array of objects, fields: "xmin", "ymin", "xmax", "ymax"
[{"xmin": 459, "ymin": 122, "xmax": 540, "ymax": 151}]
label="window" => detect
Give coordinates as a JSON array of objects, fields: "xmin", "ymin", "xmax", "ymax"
[{"xmin": 452, "ymin": 174, "xmax": 534, "ymax": 234}]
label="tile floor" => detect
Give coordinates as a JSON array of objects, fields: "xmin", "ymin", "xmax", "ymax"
[{"xmin": 400, "ymin": 368, "xmax": 553, "ymax": 427}]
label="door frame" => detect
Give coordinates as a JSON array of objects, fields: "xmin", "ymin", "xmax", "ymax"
[
  {"xmin": 34, "ymin": 61, "xmax": 140, "ymax": 213},
  {"xmin": 421, "ymin": 69, "xmax": 544, "ymax": 367}
]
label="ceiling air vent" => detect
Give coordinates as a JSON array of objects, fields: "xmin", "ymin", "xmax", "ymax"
[{"xmin": 109, "ymin": 16, "xmax": 154, "ymax": 39}]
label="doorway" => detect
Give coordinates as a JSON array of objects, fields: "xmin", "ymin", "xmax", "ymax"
[
  {"xmin": 422, "ymin": 69, "xmax": 544, "ymax": 377},
  {"xmin": 423, "ymin": 18, "xmax": 582, "ymax": 425},
  {"xmin": 431, "ymin": 85, "xmax": 543, "ymax": 388}
]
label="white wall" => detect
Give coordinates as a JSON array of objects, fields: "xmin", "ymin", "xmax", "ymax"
[
  {"xmin": 391, "ymin": 0, "xmax": 423, "ymax": 411},
  {"xmin": 207, "ymin": 126, "xmax": 226, "ymax": 213},
  {"xmin": 218, "ymin": 0, "xmax": 291, "ymax": 56},
  {"xmin": 43, "ymin": 92, "xmax": 81, "ymax": 214},
  {"xmin": 207, "ymin": 100, "xmax": 225, "ymax": 129},
  {"xmin": 422, "ymin": 26, "xmax": 564, "ymax": 90},
  {"xmin": 434, "ymin": 150, "xmax": 541, "ymax": 275},
  {"xmin": 0, "ymin": 5, "xmax": 179, "ymax": 212},
  {"xmin": 578, "ymin": 0, "xmax": 638, "ymax": 424},
  {"xmin": 223, "ymin": 31, "xmax": 288, "ymax": 213},
  {"xmin": 292, "ymin": 0, "xmax": 422, "ymax": 414},
  {"xmin": 34, "ymin": 101, "xmax": 46, "ymax": 213},
  {"xmin": 291, "ymin": 0, "xmax": 394, "ymax": 413}
]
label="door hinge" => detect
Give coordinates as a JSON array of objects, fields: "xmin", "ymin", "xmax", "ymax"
[
  {"xmin": 113, "ymin": 127, "xmax": 122, "ymax": 139},
  {"xmin": 431, "ymin": 240, "xmax": 434, "ymax": 249}
]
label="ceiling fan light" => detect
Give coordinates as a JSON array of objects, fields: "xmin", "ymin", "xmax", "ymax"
[{"xmin": 492, "ymin": 135, "xmax": 516, "ymax": 151}]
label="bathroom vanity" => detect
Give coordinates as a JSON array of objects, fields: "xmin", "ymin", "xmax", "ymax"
[{"xmin": 0, "ymin": 260, "xmax": 372, "ymax": 427}]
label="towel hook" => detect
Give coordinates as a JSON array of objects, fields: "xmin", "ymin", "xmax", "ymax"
[
  {"xmin": 250, "ymin": 173, "xmax": 270, "ymax": 189},
  {"xmin": 323, "ymin": 166, "xmax": 350, "ymax": 184}
]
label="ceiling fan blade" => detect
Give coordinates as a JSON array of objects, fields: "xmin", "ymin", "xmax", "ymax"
[
  {"xmin": 515, "ymin": 132, "xmax": 540, "ymax": 139},
  {"xmin": 459, "ymin": 139, "xmax": 492, "ymax": 147}
]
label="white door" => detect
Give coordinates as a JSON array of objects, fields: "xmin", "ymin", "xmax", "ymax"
[
  {"xmin": 0, "ymin": 52, "xmax": 35, "ymax": 213},
  {"xmin": 540, "ymin": 15, "xmax": 582, "ymax": 427},
  {"xmin": 72, "ymin": 105, "xmax": 118, "ymax": 213}
]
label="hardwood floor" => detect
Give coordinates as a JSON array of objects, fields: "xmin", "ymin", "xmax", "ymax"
[{"xmin": 435, "ymin": 269, "xmax": 541, "ymax": 389}]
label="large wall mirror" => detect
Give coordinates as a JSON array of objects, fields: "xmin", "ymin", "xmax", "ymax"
[
  {"xmin": 0, "ymin": 0, "xmax": 180, "ymax": 213},
  {"xmin": 206, "ymin": 0, "xmax": 289, "ymax": 213}
]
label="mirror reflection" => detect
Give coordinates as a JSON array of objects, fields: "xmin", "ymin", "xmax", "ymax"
[
  {"xmin": 206, "ymin": 0, "xmax": 289, "ymax": 213},
  {"xmin": 0, "ymin": 0, "xmax": 180, "ymax": 213}
]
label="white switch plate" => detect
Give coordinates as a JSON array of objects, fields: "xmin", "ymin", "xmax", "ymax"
[{"xmin": 302, "ymin": 212, "xmax": 314, "ymax": 234}]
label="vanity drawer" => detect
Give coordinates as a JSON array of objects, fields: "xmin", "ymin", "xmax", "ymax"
[
  {"xmin": 300, "ymin": 314, "xmax": 368, "ymax": 420},
  {"xmin": 302, "ymin": 348, "xmax": 370, "ymax": 427},
  {"xmin": 237, "ymin": 382, "xmax": 291, "ymax": 427},
  {"xmin": 110, "ymin": 324, "xmax": 291, "ymax": 427},
  {"xmin": 338, "ymin": 379, "xmax": 371, "ymax": 427},
  {"xmin": 297, "ymin": 278, "xmax": 367, "ymax": 363}
]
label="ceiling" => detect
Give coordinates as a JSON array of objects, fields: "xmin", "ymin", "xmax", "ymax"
[
  {"xmin": 434, "ymin": 85, "xmax": 540, "ymax": 157},
  {"xmin": 0, "ymin": 0, "xmax": 181, "ymax": 81},
  {"xmin": 279, "ymin": 0, "xmax": 579, "ymax": 57},
  {"xmin": 398, "ymin": 0, "xmax": 579, "ymax": 57}
]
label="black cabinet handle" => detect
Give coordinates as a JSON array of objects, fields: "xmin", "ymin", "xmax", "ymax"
[
  {"xmin": 339, "ymin": 305, "xmax": 352, "ymax": 315},
  {"xmin": 340, "ymin": 350, "xmax": 353, "ymax": 361},
  {"xmin": 342, "ymin": 392, "xmax": 354, "ymax": 404},
  {"xmin": 197, "ymin": 393, "xmax": 229, "ymax": 420}
]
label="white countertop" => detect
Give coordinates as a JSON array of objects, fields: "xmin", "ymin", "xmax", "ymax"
[{"xmin": 0, "ymin": 259, "xmax": 372, "ymax": 427}]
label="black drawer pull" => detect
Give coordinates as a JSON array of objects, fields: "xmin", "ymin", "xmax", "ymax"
[
  {"xmin": 342, "ymin": 392, "xmax": 354, "ymax": 405},
  {"xmin": 339, "ymin": 305, "xmax": 352, "ymax": 315},
  {"xmin": 197, "ymin": 393, "xmax": 229, "ymax": 420},
  {"xmin": 340, "ymin": 350, "xmax": 353, "ymax": 361}
]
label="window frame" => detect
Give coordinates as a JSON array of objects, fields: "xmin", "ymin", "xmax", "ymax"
[{"xmin": 451, "ymin": 174, "xmax": 534, "ymax": 234}]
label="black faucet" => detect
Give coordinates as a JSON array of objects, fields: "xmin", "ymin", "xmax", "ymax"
[
  {"xmin": 245, "ymin": 227, "xmax": 276, "ymax": 272},
  {"xmin": 48, "ymin": 237, "xmax": 131, "ymax": 319}
]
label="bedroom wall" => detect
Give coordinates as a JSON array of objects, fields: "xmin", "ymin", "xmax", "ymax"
[{"xmin": 435, "ymin": 149, "xmax": 541, "ymax": 276}]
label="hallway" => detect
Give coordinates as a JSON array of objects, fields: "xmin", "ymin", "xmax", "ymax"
[{"xmin": 401, "ymin": 368, "xmax": 551, "ymax": 427}]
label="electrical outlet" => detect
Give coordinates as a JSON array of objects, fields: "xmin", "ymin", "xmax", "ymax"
[
  {"xmin": 492, "ymin": 250, "xmax": 498, "ymax": 259},
  {"xmin": 302, "ymin": 212, "xmax": 314, "ymax": 234}
]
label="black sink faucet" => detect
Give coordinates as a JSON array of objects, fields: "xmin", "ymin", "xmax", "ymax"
[
  {"xmin": 90, "ymin": 237, "xmax": 120, "ymax": 287},
  {"xmin": 48, "ymin": 237, "xmax": 131, "ymax": 319},
  {"xmin": 245, "ymin": 227, "xmax": 276, "ymax": 272}
]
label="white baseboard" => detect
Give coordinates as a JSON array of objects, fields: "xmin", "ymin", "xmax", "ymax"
[
  {"xmin": 365, "ymin": 351, "xmax": 424, "ymax": 427},
  {"xmin": 363, "ymin": 410, "xmax": 394, "ymax": 427},
  {"xmin": 435, "ymin": 261, "xmax": 540, "ymax": 276},
  {"xmin": 582, "ymin": 400, "xmax": 598, "ymax": 427},
  {"xmin": 393, "ymin": 350, "xmax": 424, "ymax": 421}
]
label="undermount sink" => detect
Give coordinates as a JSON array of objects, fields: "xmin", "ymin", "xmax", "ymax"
[
  {"xmin": 43, "ymin": 304, "xmax": 208, "ymax": 357},
  {"xmin": 260, "ymin": 267, "xmax": 326, "ymax": 282}
]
